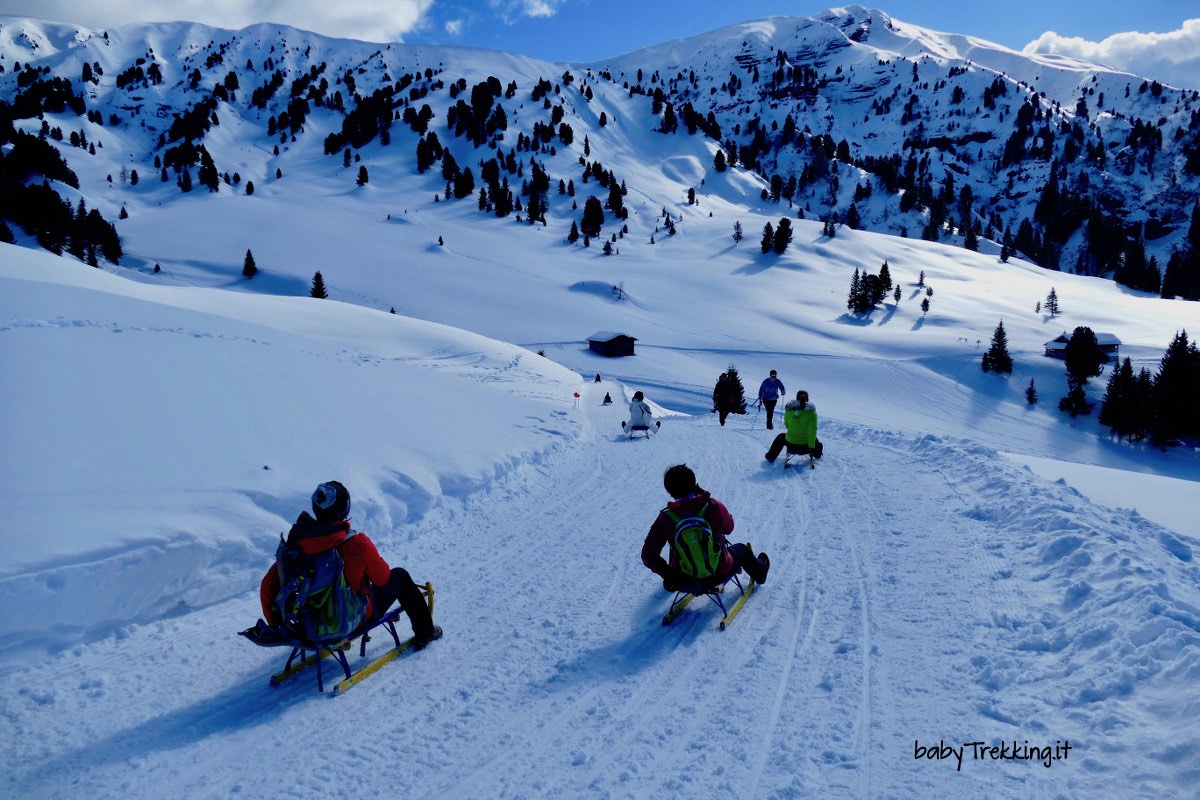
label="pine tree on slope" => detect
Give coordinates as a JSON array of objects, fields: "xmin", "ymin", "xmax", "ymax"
[
  {"xmin": 982, "ymin": 321, "xmax": 1013, "ymax": 374},
  {"xmin": 310, "ymin": 270, "xmax": 328, "ymax": 299}
]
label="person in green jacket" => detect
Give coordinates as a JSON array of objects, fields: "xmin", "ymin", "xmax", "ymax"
[{"xmin": 764, "ymin": 390, "xmax": 823, "ymax": 463}]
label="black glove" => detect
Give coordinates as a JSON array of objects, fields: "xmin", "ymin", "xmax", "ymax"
[
  {"xmin": 239, "ymin": 618, "xmax": 289, "ymax": 646},
  {"xmin": 238, "ymin": 619, "xmax": 267, "ymax": 640}
]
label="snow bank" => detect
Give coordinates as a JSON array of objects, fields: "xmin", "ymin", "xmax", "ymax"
[{"xmin": 0, "ymin": 248, "xmax": 584, "ymax": 649}]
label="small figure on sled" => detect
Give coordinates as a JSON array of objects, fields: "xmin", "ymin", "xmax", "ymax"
[
  {"xmin": 641, "ymin": 465, "xmax": 769, "ymax": 628},
  {"xmin": 621, "ymin": 390, "xmax": 661, "ymax": 438},
  {"xmin": 765, "ymin": 390, "xmax": 824, "ymax": 469},
  {"xmin": 240, "ymin": 481, "xmax": 442, "ymax": 693}
]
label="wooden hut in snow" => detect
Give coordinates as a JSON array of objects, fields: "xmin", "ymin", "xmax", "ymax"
[{"xmin": 587, "ymin": 332, "xmax": 637, "ymax": 357}]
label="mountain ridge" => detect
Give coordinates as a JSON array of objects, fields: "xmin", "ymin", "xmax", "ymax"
[{"xmin": 3, "ymin": 5, "xmax": 1198, "ymax": 288}]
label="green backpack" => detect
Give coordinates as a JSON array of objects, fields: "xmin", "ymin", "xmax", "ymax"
[
  {"xmin": 664, "ymin": 503, "xmax": 725, "ymax": 581},
  {"xmin": 273, "ymin": 536, "xmax": 366, "ymax": 644}
]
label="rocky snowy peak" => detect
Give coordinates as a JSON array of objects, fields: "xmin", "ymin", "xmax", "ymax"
[
  {"xmin": 588, "ymin": 6, "xmax": 1200, "ymax": 281},
  {"xmin": 0, "ymin": 16, "xmax": 88, "ymax": 60}
]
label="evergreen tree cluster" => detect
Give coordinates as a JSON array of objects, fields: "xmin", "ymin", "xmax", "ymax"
[
  {"xmin": 759, "ymin": 218, "xmax": 793, "ymax": 254},
  {"xmin": 0, "ymin": 130, "xmax": 121, "ymax": 263},
  {"xmin": 0, "ymin": 75, "xmax": 119, "ymax": 262},
  {"xmin": 402, "ymin": 103, "xmax": 435, "ymax": 135},
  {"xmin": 165, "ymin": 96, "xmax": 219, "ymax": 144},
  {"xmin": 3, "ymin": 67, "xmax": 85, "ymax": 119},
  {"xmin": 822, "ymin": 214, "xmax": 838, "ymax": 238},
  {"xmin": 1160, "ymin": 204, "xmax": 1200, "ymax": 300},
  {"xmin": 1112, "ymin": 236, "xmax": 1161, "ymax": 295},
  {"xmin": 322, "ymin": 85, "xmax": 397, "ymax": 152},
  {"xmin": 414, "ymin": 132, "xmax": 444, "ymax": 173},
  {"xmin": 1101, "ymin": 331, "xmax": 1200, "ymax": 445},
  {"xmin": 250, "ymin": 68, "xmax": 286, "ymax": 109},
  {"xmin": 846, "ymin": 260, "xmax": 893, "ymax": 314},
  {"xmin": 446, "ymin": 77, "xmax": 507, "ymax": 147}
]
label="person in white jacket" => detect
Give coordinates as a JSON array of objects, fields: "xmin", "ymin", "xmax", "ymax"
[{"xmin": 622, "ymin": 391, "xmax": 661, "ymax": 433}]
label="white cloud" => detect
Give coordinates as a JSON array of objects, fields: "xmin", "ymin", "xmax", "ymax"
[
  {"xmin": 1024, "ymin": 19, "xmax": 1200, "ymax": 90},
  {"xmin": 487, "ymin": 0, "xmax": 566, "ymax": 24},
  {"xmin": 444, "ymin": 19, "xmax": 464, "ymax": 37},
  {"xmin": 0, "ymin": 0, "xmax": 435, "ymax": 42}
]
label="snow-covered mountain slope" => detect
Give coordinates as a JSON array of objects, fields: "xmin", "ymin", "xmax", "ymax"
[
  {"xmin": 589, "ymin": 6, "xmax": 1200, "ymax": 259},
  {"xmin": 3, "ymin": 4, "xmax": 1200, "ymax": 280}
]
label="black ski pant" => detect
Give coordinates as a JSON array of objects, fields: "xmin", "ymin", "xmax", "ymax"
[
  {"xmin": 728, "ymin": 543, "xmax": 769, "ymax": 585},
  {"xmin": 765, "ymin": 434, "xmax": 823, "ymax": 462},
  {"xmin": 371, "ymin": 567, "xmax": 434, "ymax": 638},
  {"xmin": 763, "ymin": 399, "xmax": 778, "ymax": 429}
]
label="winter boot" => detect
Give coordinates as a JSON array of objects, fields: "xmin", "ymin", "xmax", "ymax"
[
  {"xmin": 756, "ymin": 553, "xmax": 770, "ymax": 585},
  {"xmin": 412, "ymin": 625, "xmax": 443, "ymax": 651}
]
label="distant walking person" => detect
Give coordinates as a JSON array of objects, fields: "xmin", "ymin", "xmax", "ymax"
[
  {"xmin": 765, "ymin": 390, "xmax": 823, "ymax": 463},
  {"xmin": 757, "ymin": 370, "xmax": 786, "ymax": 430},
  {"xmin": 712, "ymin": 372, "xmax": 738, "ymax": 426}
]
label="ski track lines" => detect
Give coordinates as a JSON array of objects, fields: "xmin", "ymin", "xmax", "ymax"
[{"xmin": 0, "ymin": 383, "xmax": 1097, "ymax": 798}]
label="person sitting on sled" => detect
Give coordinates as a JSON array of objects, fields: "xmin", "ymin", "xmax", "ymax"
[
  {"xmin": 765, "ymin": 390, "xmax": 823, "ymax": 463},
  {"xmin": 622, "ymin": 390, "xmax": 661, "ymax": 433},
  {"xmin": 641, "ymin": 464, "xmax": 769, "ymax": 592},
  {"xmin": 258, "ymin": 481, "xmax": 442, "ymax": 649}
]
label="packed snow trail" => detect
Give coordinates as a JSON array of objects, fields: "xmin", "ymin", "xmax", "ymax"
[{"xmin": 2, "ymin": 381, "xmax": 1196, "ymax": 799}]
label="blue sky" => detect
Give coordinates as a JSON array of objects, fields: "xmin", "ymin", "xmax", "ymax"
[{"xmin": 2, "ymin": 1, "xmax": 1198, "ymax": 72}]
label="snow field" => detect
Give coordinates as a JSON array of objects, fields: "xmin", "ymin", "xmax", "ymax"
[{"xmin": 2, "ymin": 375, "xmax": 1197, "ymax": 798}]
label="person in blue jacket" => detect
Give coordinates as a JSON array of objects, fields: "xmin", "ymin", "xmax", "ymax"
[{"xmin": 757, "ymin": 369, "xmax": 786, "ymax": 430}]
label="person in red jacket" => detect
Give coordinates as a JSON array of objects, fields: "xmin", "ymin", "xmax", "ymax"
[
  {"xmin": 259, "ymin": 481, "xmax": 442, "ymax": 648},
  {"xmin": 641, "ymin": 464, "xmax": 770, "ymax": 591}
]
